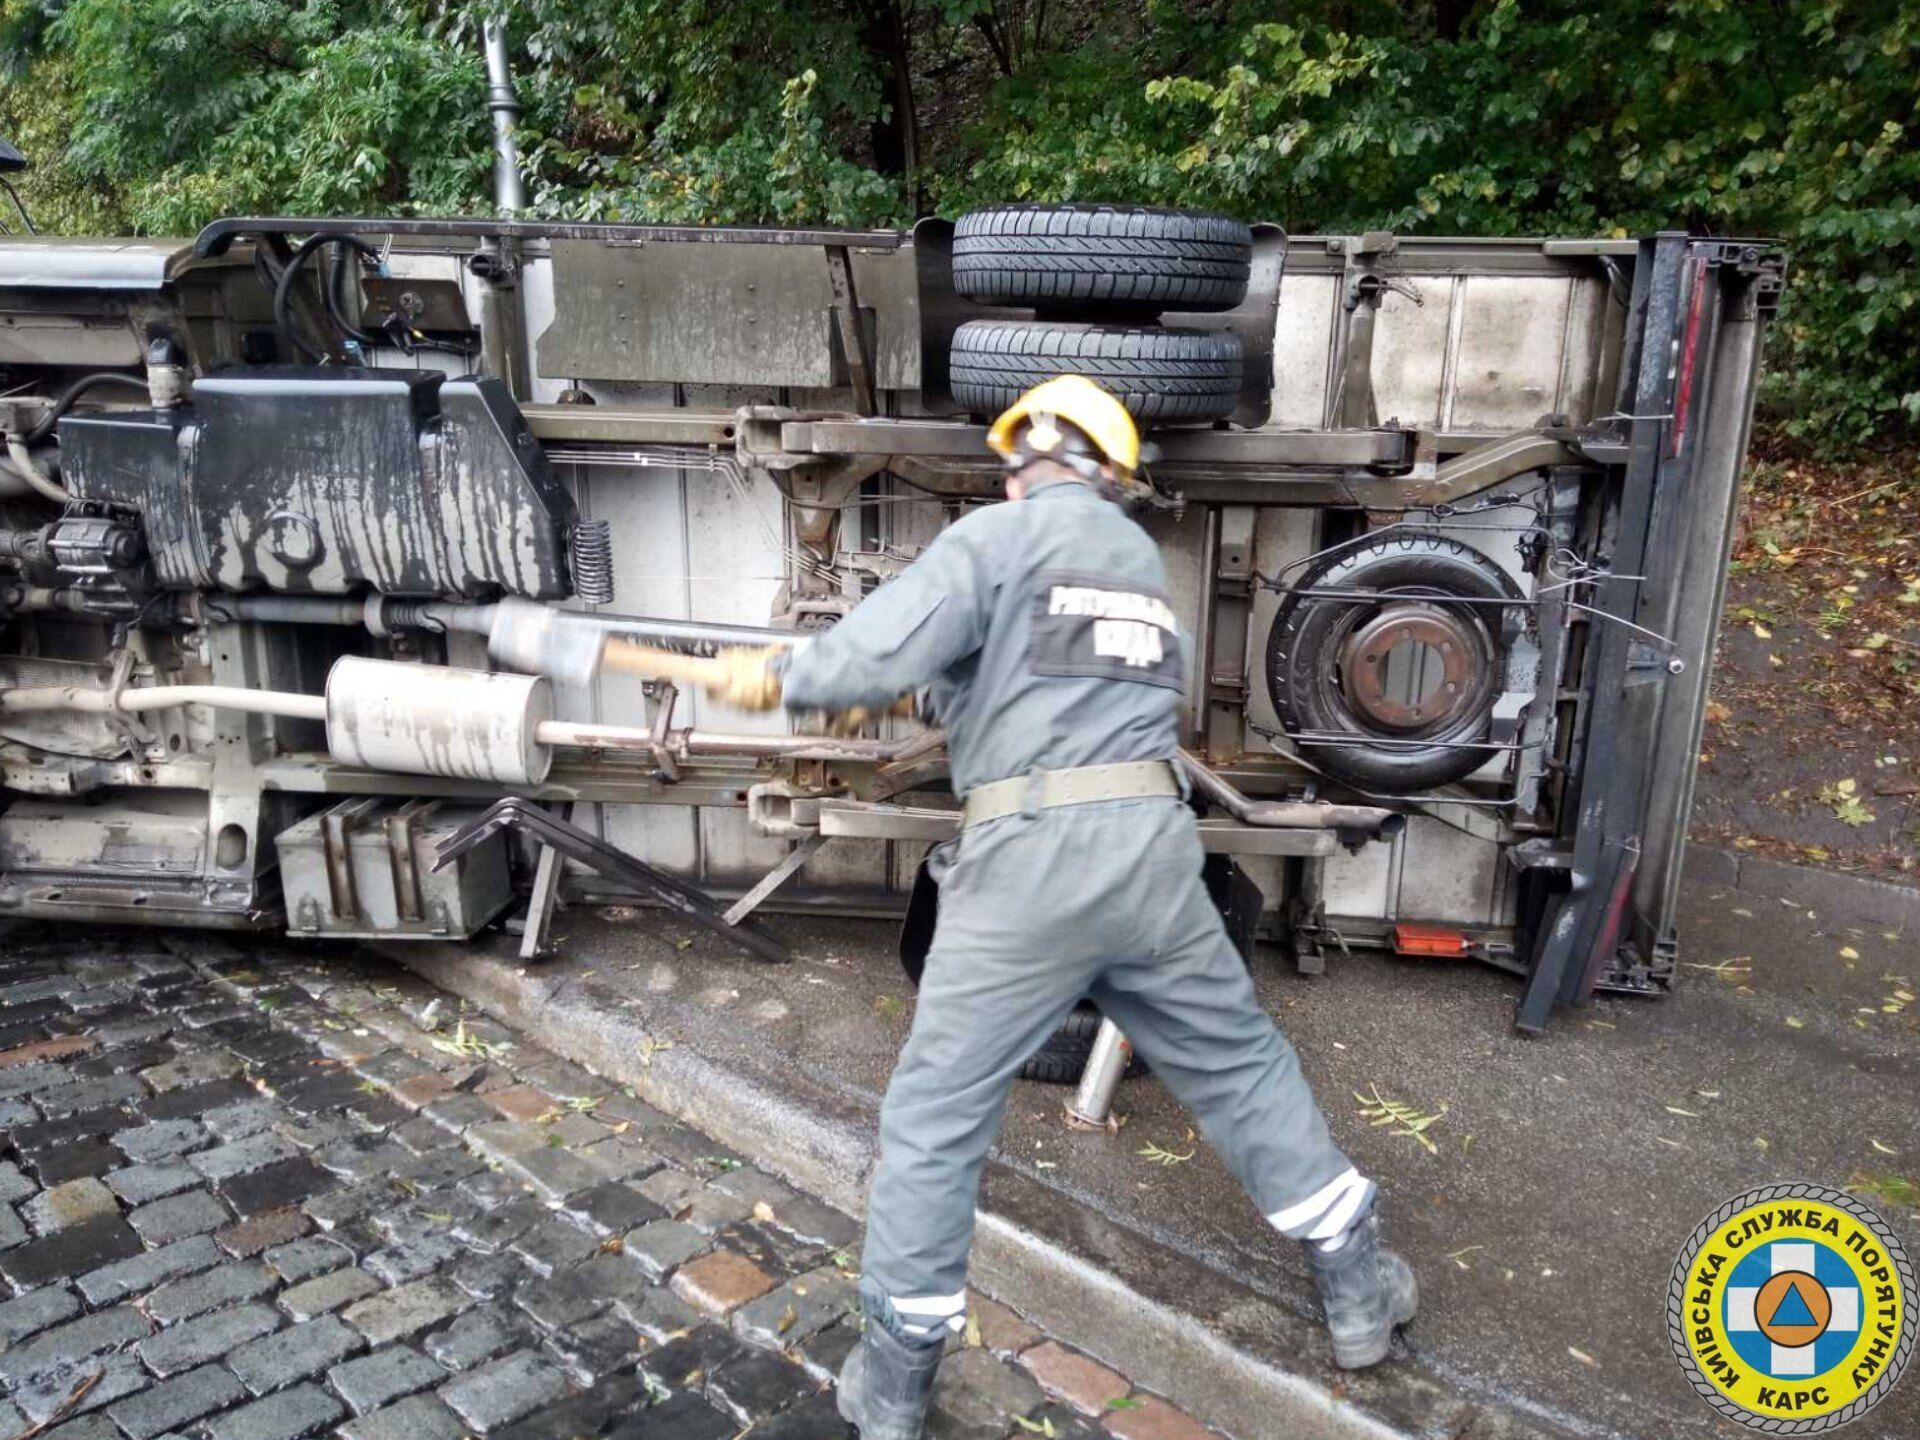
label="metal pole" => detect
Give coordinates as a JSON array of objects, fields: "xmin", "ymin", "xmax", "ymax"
[
  {"xmin": 1065, "ymin": 1019, "xmax": 1133, "ymax": 1127},
  {"xmin": 483, "ymin": 22, "xmax": 526, "ymax": 215},
  {"xmin": 478, "ymin": 20, "xmax": 532, "ymax": 398}
]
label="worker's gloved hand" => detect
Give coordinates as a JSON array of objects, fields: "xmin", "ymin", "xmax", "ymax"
[
  {"xmin": 821, "ymin": 695, "xmax": 917, "ymax": 736},
  {"xmin": 704, "ymin": 646, "xmax": 785, "ymax": 711}
]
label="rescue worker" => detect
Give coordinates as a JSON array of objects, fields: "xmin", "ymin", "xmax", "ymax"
[{"xmin": 701, "ymin": 375, "xmax": 1416, "ymax": 1440}]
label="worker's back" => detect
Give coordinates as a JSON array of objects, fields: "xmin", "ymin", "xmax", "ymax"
[{"xmin": 930, "ymin": 480, "xmax": 1183, "ymax": 794}]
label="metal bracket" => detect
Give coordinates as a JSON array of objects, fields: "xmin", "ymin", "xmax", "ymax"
[
  {"xmin": 99, "ymin": 649, "xmax": 157, "ymax": 758},
  {"xmin": 1696, "ymin": 240, "xmax": 1789, "ymax": 316},
  {"xmin": 722, "ymin": 833, "xmax": 828, "ymax": 927},
  {"xmin": 647, "ymin": 682, "xmax": 680, "ymax": 783},
  {"xmin": 1204, "ymin": 506, "xmax": 1257, "ymax": 753},
  {"xmin": 747, "ymin": 782, "xmax": 824, "ymax": 839},
  {"xmin": 518, "ymin": 800, "xmax": 576, "ymax": 961},
  {"xmin": 824, "ymin": 245, "xmax": 878, "ymax": 416},
  {"xmin": 383, "ymin": 799, "xmax": 439, "ymax": 924},
  {"xmin": 320, "ymin": 796, "xmax": 383, "ymax": 922},
  {"xmin": 432, "ymin": 797, "xmax": 789, "ymax": 963}
]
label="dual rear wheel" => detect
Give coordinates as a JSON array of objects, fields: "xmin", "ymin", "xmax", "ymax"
[{"xmin": 947, "ymin": 204, "xmax": 1252, "ymax": 425}]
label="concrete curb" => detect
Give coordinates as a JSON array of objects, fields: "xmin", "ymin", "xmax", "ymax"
[
  {"xmin": 1684, "ymin": 843, "xmax": 1920, "ymax": 931},
  {"xmin": 380, "ymin": 940, "xmax": 1567, "ymax": 1440}
]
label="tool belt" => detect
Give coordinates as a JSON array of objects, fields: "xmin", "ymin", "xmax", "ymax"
[{"xmin": 960, "ymin": 760, "xmax": 1180, "ymax": 828}]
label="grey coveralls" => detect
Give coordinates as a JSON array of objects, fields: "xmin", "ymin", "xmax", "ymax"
[{"xmin": 780, "ymin": 477, "xmax": 1364, "ymax": 1337}]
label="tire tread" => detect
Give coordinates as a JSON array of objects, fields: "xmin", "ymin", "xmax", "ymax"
[
  {"xmin": 953, "ymin": 204, "xmax": 1252, "ymax": 311},
  {"xmin": 950, "ymin": 319, "xmax": 1242, "ymax": 422}
]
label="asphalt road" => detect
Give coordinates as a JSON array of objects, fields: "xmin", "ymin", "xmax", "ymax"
[{"xmin": 515, "ymin": 874, "xmax": 1920, "ymax": 1440}]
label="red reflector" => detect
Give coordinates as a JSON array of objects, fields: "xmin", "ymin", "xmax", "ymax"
[
  {"xmin": 1393, "ymin": 923, "xmax": 1468, "ymax": 958},
  {"xmin": 1669, "ymin": 254, "xmax": 1710, "ymax": 459}
]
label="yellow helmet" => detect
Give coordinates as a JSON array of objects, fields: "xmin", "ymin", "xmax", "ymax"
[{"xmin": 985, "ymin": 374, "xmax": 1141, "ymax": 481}]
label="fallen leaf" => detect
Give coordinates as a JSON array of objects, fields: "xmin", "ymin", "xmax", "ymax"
[
  {"xmin": 1354, "ymin": 1084, "xmax": 1449, "ymax": 1154},
  {"xmin": 1819, "ymin": 778, "xmax": 1876, "ymax": 826},
  {"xmin": 1849, "ymin": 1172, "xmax": 1920, "ymax": 1214},
  {"xmin": 1136, "ymin": 1142, "xmax": 1195, "ymax": 1167}
]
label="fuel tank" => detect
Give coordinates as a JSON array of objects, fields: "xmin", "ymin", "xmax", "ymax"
[{"xmin": 58, "ymin": 367, "xmax": 576, "ymax": 597}]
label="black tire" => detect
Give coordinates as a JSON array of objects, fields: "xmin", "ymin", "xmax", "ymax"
[
  {"xmin": 1018, "ymin": 1003, "xmax": 1147, "ymax": 1086},
  {"xmin": 897, "ymin": 866, "xmax": 1141, "ymax": 1086},
  {"xmin": 1266, "ymin": 533, "xmax": 1522, "ymax": 793},
  {"xmin": 1022, "ymin": 1025, "xmax": 1104, "ymax": 1086},
  {"xmin": 949, "ymin": 320, "xmax": 1242, "ymax": 423},
  {"xmin": 953, "ymin": 204, "xmax": 1252, "ymax": 312}
]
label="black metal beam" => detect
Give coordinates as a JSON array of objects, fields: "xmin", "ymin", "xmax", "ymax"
[
  {"xmin": 1515, "ymin": 235, "xmax": 1693, "ymax": 1032},
  {"xmin": 194, "ymin": 215, "xmax": 906, "ymax": 259}
]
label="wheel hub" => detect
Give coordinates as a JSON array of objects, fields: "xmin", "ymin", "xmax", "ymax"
[{"xmin": 1336, "ymin": 603, "xmax": 1486, "ymax": 733}]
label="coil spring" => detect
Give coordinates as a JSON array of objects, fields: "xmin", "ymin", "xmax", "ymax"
[{"xmin": 568, "ymin": 519, "xmax": 614, "ymax": 605}]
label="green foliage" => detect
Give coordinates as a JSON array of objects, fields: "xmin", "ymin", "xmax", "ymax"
[
  {"xmin": 15, "ymin": 0, "xmax": 491, "ymax": 231},
  {"xmin": 0, "ymin": 48, "xmax": 127, "ymax": 233},
  {"xmin": 0, "ymin": 0, "xmax": 1916, "ymax": 445},
  {"xmin": 501, "ymin": 0, "xmax": 906, "ymax": 224}
]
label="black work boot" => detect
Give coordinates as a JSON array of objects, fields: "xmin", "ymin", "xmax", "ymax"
[
  {"xmin": 1304, "ymin": 1210, "xmax": 1419, "ymax": 1369},
  {"xmin": 836, "ymin": 1319, "xmax": 944, "ymax": 1440}
]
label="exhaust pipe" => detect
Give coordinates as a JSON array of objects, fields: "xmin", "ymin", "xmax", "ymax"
[
  {"xmin": 1178, "ymin": 749, "xmax": 1403, "ymax": 842},
  {"xmin": 482, "ymin": 22, "xmax": 526, "ymax": 215}
]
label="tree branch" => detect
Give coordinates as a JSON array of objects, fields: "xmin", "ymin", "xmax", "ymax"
[{"xmin": 974, "ymin": 13, "xmax": 1012, "ymax": 76}]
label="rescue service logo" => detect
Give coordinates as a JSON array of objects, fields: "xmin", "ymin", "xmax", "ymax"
[
  {"xmin": 1028, "ymin": 571, "xmax": 1184, "ymax": 691},
  {"xmin": 1668, "ymin": 1182, "xmax": 1914, "ymax": 1433}
]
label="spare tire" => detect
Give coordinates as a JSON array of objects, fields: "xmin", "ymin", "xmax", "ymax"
[
  {"xmin": 950, "ymin": 320, "xmax": 1242, "ymax": 424},
  {"xmin": 1266, "ymin": 533, "xmax": 1523, "ymax": 793},
  {"xmin": 953, "ymin": 204, "xmax": 1252, "ymax": 313}
]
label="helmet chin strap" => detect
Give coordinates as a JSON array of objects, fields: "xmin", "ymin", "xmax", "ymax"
[
  {"xmin": 1008, "ymin": 453, "xmax": 1120, "ymax": 502},
  {"xmin": 1008, "ymin": 412, "xmax": 1124, "ymax": 500}
]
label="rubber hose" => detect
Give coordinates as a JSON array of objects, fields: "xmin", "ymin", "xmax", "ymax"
[
  {"xmin": 21, "ymin": 371, "xmax": 147, "ymax": 446},
  {"xmin": 272, "ymin": 234, "xmax": 333, "ymax": 361},
  {"xmin": 5, "ymin": 437, "xmax": 71, "ymax": 505},
  {"xmin": 325, "ymin": 241, "xmax": 385, "ymax": 348},
  {"xmin": 0, "ymin": 453, "xmax": 38, "ymax": 500},
  {"xmin": 273, "ymin": 233, "xmax": 381, "ymax": 361}
]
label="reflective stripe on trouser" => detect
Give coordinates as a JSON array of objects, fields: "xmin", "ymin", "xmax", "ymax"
[
  {"xmin": 1268, "ymin": 1167, "xmax": 1376, "ymax": 1248},
  {"xmin": 855, "ymin": 1276, "xmax": 964, "ymax": 1347},
  {"xmin": 860, "ymin": 797, "xmax": 1354, "ymax": 1303},
  {"xmin": 892, "ymin": 1290, "xmax": 968, "ymax": 1340}
]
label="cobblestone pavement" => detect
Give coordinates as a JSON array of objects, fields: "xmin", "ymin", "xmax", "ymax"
[{"xmin": 0, "ymin": 927, "xmax": 1227, "ymax": 1440}]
